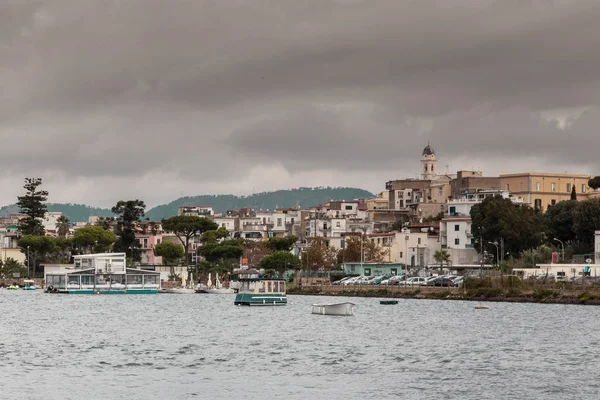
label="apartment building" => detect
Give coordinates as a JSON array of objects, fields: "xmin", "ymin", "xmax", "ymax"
[{"xmin": 500, "ymin": 173, "xmax": 591, "ymax": 211}]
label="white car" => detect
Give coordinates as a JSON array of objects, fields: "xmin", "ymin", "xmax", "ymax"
[
  {"xmin": 343, "ymin": 276, "xmax": 362, "ymax": 285},
  {"xmin": 400, "ymin": 277, "xmax": 428, "ymax": 286}
]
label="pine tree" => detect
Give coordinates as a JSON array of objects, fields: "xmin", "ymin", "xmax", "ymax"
[
  {"xmin": 570, "ymin": 185, "xmax": 577, "ymax": 200},
  {"xmin": 16, "ymin": 178, "xmax": 48, "ymax": 236}
]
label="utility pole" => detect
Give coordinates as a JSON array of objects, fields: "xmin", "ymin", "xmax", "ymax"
[
  {"xmin": 500, "ymin": 237, "xmax": 504, "ymax": 276},
  {"xmin": 479, "ymin": 235, "xmax": 483, "ymax": 277}
]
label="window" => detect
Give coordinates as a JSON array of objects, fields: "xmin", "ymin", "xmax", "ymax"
[
  {"xmin": 551, "ymin": 199, "xmax": 556, "ymax": 205},
  {"xmin": 400, "ymin": 252, "xmax": 403, "ymax": 258},
  {"xmin": 566, "ymin": 183, "xmax": 572, "ymax": 193},
  {"xmin": 534, "ymin": 199, "xmax": 542, "ymax": 210},
  {"xmin": 345, "ymin": 205, "xmax": 353, "ymax": 210},
  {"xmin": 418, "ymin": 238, "xmax": 422, "ymax": 245},
  {"xmin": 536, "ymin": 182, "xmax": 541, "ymax": 191},
  {"xmin": 551, "ymin": 182, "xmax": 556, "ymax": 192},
  {"xmin": 454, "ymin": 224, "xmax": 459, "ymax": 231},
  {"xmin": 364, "ymin": 268, "xmax": 371, "ymax": 276},
  {"xmin": 582, "ymin": 184, "xmax": 587, "ymax": 193},
  {"xmin": 336, "ymin": 221, "xmax": 341, "ymax": 228},
  {"xmin": 143, "ymin": 238, "xmax": 148, "ymax": 247},
  {"xmin": 506, "ymin": 184, "xmax": 510, "ymax": 191},
  {"xmin": 156, "ymin": 239, "xmax": 161, "ymax": 244},
  {"xmin": 455, "ymin": 238, "xmax": 460, "ymax": 245},
  {"xmin": 277, "ymin": 218, "xmax": 282, "ymax": 227},
  {"xmin": 424, "ymin": 165, "xmax": 428, "ymax": 172},
  {"xmin": 449, "ymin": 206, "xmax": 456, "ymax": 215}
]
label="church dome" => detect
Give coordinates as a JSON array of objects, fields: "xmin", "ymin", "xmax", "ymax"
[{"xmin": 422, "ymin": 144, "xmax": 435, "ymax": 156}]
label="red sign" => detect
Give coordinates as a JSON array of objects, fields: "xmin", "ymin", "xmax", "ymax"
[{"xmin": 551, "ymin": 252, "xmax": 559, "ymax": 264}]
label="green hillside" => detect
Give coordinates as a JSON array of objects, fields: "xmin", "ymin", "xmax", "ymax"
[
  {"xmin": 0, "ymin": 203, "xmax": 114, "ymax": 223},
  {"xmin": 145, "ymin": 187, "xmax": 374, "ymax": 220},
  {"xmin": 0, "ymin": 187, "xmax": 374, "ymax": 223}
]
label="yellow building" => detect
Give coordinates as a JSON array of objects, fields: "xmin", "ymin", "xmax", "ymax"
[{"xmin": 499, "ymin": 173, "xmax": 591, "ymax": 212}]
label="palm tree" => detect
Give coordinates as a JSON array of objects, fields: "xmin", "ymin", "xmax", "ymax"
[
  {"xmin": 55, "ymin": 215, "xmax": 71, "ymax": 238},
  {"xmin": 433, "ymin": 249, "xmax": 451, "ymax": 270}
]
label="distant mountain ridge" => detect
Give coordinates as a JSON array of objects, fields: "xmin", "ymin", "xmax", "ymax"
[{"xmin": 0, "ymin": 187, "xmax": 375, "ymax": 223}]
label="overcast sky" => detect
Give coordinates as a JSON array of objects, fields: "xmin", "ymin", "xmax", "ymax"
[{"xmin": 2, "ymin": 0, "xmax": 600, "ymax": 208}]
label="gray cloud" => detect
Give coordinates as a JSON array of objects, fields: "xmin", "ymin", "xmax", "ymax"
[{"xmin": 1, "ymin": 0, "xmax": 600, "ymax": 208}]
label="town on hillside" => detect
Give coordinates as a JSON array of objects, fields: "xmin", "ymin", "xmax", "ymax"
[{"xmin": 2, "ymin": 144, "xmax": 600, "ymax": 285}]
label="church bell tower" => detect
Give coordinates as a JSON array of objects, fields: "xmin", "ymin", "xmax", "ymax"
[{"xmin": 421, "ymin": 143, "xmax": 436, "ymax": 180}]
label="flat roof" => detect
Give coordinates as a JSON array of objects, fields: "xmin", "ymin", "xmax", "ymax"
[{"xmin": 500, "ymin": 172, "xmax": 590, "ymax": 179}]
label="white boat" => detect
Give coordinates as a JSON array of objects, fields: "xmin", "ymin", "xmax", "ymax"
[
  {"xmin": 311, "ymin": 302, "xmax": 356, "ymax": 316},
  {"xmin": 160, "ymin": 287, "xmax": 196, "ymax": 294},
  {"xmin": 205, "ymin": 273, "xmax": 235, "ymax": 294}
]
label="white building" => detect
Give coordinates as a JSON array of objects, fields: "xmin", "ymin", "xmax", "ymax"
[
  {"xmin": 42, "ymin": 212, "xmax": 63, "ymax": 232},
  {"xmin": 440, "ymin": 190, "xmax": 523, "ymax": 266},
  {"xmin": 177, "ymin": 206, "xmax": 214, "ymax": 217}
]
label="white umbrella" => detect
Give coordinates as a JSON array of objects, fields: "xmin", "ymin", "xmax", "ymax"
[{"xmin": 206, "ymin": 272, "xmax": 212, "ymax": 288}]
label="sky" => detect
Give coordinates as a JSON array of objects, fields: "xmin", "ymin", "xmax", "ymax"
[{"xmin": 1, "ymin": 0, "xmax": 600, "ymax": 208}]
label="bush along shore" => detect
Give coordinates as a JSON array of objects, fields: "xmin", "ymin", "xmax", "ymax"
[{"xmin": 287, "ymin": 285, "xmax": 600, "ymax": 306}]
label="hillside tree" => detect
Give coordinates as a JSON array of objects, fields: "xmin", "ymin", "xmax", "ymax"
[
  {"xmin": 17, "ymin": 178, "xmax": 48, "ymax": 236},
  {"xmin": 73, "ymin": 225, "xmax": 117, "ymax": 253},
  {"xmin": 154, "ymin": 241, "xmax": 185, "ymax": 265},
  {"xmin": 470, "ymin": 196, "xmax": 545, "ymax": 258},
  {"xmin": 544, "ymin": 200, "xmax": 578, "ymax": 244},
  {"xmin": 336, "ymin": 235, "xmax": 389, "ymax": 264},
  {"xmin": 112, "ymin": 200, "xmax": 146, "ymax": 262},
  {"xmin": 162, "ymin": 216, "xmax": 218, "ymax": 263},
  {"xmin": 259, "ymin": 251, "xmax": 300, "ymax": 276},
  {"xmin": 302, "ymin": 237, "xmax": 338, "ymax": 271},
  {"xmin": 55, "ymin": 215, "xmax": 71, "ymax": 238},
  {"xmin": 572, "ymin": 198, "xmax": 600, "ymax": 250}
]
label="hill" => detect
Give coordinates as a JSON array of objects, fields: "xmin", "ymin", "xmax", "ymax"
[
  {"xmin": 0, "ymin": 187, "xmax": 375, "ymax": 223},
  {"xmin": 144, "ymin": 187, "xmax": 374, "ymax": 220},
  {"xmin": 0, "ymin": 203, "xmax": 114, "ymax": 222}
]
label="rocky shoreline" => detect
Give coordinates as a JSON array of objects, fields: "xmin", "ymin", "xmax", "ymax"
[{"xmin": 287, "ymin": 286, "xmax": 600, "ymax": 306}]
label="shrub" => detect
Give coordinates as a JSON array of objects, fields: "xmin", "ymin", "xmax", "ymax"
[{"xmin": 533, "ymin": 289, "xmax": 558, "ymax": 300}]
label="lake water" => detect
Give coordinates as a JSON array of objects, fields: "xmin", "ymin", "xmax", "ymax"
[{"xmin": 2, "ymin": 290, "xmax": 600, "ymax": 399}]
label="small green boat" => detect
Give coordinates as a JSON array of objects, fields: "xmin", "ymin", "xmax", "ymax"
[
  {"xmin": 380, "ymin": 300, "xmax": 398, "ymax": 305},
  {"xmin": 234, "ymin": 278, "xmax": 287, "ymax": 306}
]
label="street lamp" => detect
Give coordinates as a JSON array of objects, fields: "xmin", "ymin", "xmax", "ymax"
[
  {"xmin": 553, "ymin": 238, "xmax": 565, "ymax": 261},
  {"xmin": 404, "ymin": 235, "xmax": 409, "ymax": 277},
  {"xmin": 488, "ymin": 241, "xmax": 499, "ymax": 271},
  {"xmin": 129, "ymin": 246, "xmax": 134, "ymax": 267},
  {"xmin": 27, "ymin": 246, "xmax": 30, "ymax": 278}
]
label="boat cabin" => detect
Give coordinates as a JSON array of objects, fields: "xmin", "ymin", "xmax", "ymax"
[
  {"xmin": 45, "ymin": 253, "xmax": 160, "ymax": 294},
  {"xmin": 238, "ymin": 278, "xmax": 286, "ymax": 295}
]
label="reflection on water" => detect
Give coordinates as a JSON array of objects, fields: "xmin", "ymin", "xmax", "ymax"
[{"xmin": 2, "ymin": 290, "xmax": 600, "ymax": 399}]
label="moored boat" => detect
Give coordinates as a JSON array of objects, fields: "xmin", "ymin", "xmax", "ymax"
[
  {"xmin": 160, "ymin": 287, "xmax": 196, "ymax": 294},
  {"xmin": 380, "ymin": 300, "xmax": 398, "ymax": 305},
  {"xmin": 311, "ymin": 302, "xmax": 355, "ymax": 316},
  {"xmin": 7, "ymin": 284, "xmax": 20, "ymax": 290},
  {"xmin": 206, "ymin": 273, "xmax": 235, "ymax": 294},
  {"xmin": 22, "ymin": 279, "xmax": 37, "ymax": 290},
  {"xmin": 234, "ymin": 274, "xmax": 287, "ymax": 306}
]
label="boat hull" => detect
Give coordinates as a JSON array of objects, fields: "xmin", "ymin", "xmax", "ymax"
[
  {"xmin": 312, "ymin": 302, "xmax": 355, "ymax": 316},
  {"xmin": 50, "ymin": 289, "xmax": 158, "ymax": 294},
  {"xmin": 234, "ymin": 293, "xmax": 287, "ymax": 306},
  {"xmin": 206, "ymin": 288, "xmax": 235, "ymax": 294},
  {"xmin": 159, "ymin": 288, "xmax": 196, "ymax": 294}
]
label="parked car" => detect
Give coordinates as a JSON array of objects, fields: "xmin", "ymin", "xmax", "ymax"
[
  {"xmin": 343, "ymin": 276, "xmax": 363, "ymax": 285},
  {"xmin": 332, "ymin": 277, "xmax": 352, "ymax": 285},
  {"xmin": 451, "ymin": 276, "xmax": 464, "ymax": 287},
  {"xmin": 426, "ymin": 276, "xmax": 454, "ymax": 287},
  {"xmin": 401, "ymin": 277, "xmax": 428, "ymax": 286},
  {"xmin": 387, "ymin": 275, "xmax": 407, "ymax": 285}
]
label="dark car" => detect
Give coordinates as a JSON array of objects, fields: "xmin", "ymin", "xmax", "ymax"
[{"xmin": 426, "ymin": 276, "xmax": 454, "ymax": 287}]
